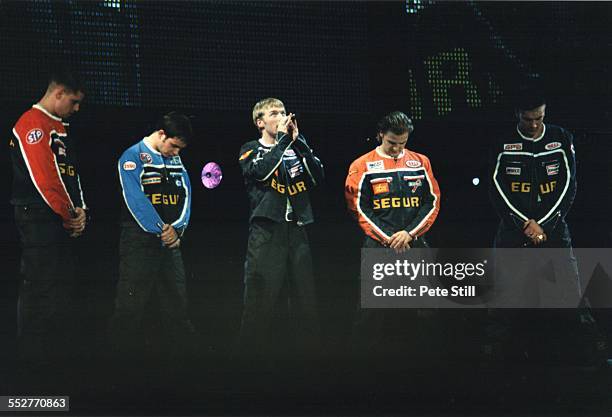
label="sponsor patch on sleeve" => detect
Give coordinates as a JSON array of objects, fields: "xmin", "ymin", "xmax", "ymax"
[
  {"xmin": 504, "ymin": 143, "xmax": 523, "ymax": 151},
  {"xmin": 239, "ymin": 149, "xmax": 253, "ymax": 161},
  {"xmin": 544, "ymin": 141, "xmax": 561, "ymax": 150},
  {"xmin": 123, "ymin": 161, "xmax": 137, "ymax": 171},
  {"xmin": 366, "ymin": 160, "xmax": 384, "ymax": 171},
  {"xmin": 26, "ymin": 128, "xmax": 44, "ymax": 144},
  {"xmin": 505, "ymin": 167, "xmax": 521, "ymax": 176}
]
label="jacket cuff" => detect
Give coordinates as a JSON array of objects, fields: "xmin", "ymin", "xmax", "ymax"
[
  {"xmin": 276, "ymin": 132, "xmax": 294, "ymax": 148},
  {"xmin": 540, "ymin": 212, "xmax": 561, "ymax": 235},
  {"xmin": 292, "ymin": 135, "xmax": 312, "ymax": 153}
]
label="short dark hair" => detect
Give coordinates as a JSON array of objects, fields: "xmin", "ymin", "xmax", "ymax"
[
  {"xmin": 377, "ymin": 111, "xmax": 414, "ymax": 135},
  {"xmin": 48, "ymin": 69, "xmax": 85, "ymax": 94},
  {"xmin": 515, "ymin": 82, "xmax": 546, "ymax": 113},
  {"xmin": 156, "ymin": 112, "xmax": 193, "ymax": 144}
]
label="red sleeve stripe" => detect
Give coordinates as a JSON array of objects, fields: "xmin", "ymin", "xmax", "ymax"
[{"xmin": 13, "ymin": 127, "xmax": 74, "ymax": 220}]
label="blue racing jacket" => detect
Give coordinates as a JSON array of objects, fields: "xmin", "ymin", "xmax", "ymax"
[{"xmin": 118, "ymin": 139, "xmax": 191, "ymax": 234}]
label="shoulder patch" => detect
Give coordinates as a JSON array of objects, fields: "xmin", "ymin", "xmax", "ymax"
[
  {"xmin": 366, "ymin": 160, "xmax": 384, "ymax": 171},
  {"xmin": 239, "ymin": 149, "xmax": 253, "ymax": 161},
  {"xmin": 26, "ymin": 128, "xmax": 44, "ymax": 144},
  {"xmin": 140, "ymin": 152, "xmax": 153, "ymax": 163},
  {"xmin": 123, "ymin": 161, "xmax": 137, "ymax": 171},
  {"xmin": 545, "ymin": 142, "xmax": 561, "ymax": 150},
  {"xmin": 405, "ymin": 160, "xmax": 422, "ymax": 168},
  {"xmin": 504, "ymin": 143, "xmax": 523, "ymax": 151}
]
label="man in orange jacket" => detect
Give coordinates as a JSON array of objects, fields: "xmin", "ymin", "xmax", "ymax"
[
  {"xmin": 345, "ymin": 111, "xmax": 440, "ymax": 251},
  {"xmin": 344, "ymin": 111, "xmax": 441, "ymax": 356}
]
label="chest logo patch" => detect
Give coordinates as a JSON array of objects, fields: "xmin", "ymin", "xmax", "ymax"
[
  {"xmin": 406, "ymin": 160, "xmax": 422, "ymax": 168},
  {"xmin": 545, "ymin": 142, "xmax": 561, "ymax": 150},
  {"xmin": 506, "ymin": 167, "xmax": 521, "ymax": 176},
  {"xmin": 372, "ymin": 182, "xmax": 389, "ymax": 195},
  {"xmin": 546, "ymin": 162, "xmax": 560, "ymax": 176},
  {"xmin": 404, "ymin": 175, "xmax": 424, "ymax": 192},
  {"xmin": 26, "ymin": 129, "xmax": 44, "ymax": 144},
  {"xmin": 366, "ymin": 160, "xmax": 384, "ymax": 171},
  {"xmin": 140, "ymin": 152, "xmax": 153, "ymax": 163},
  {"xmin": 504, "ymin": 143, "xmax": 523, "ymax": 151},
  {"xmin": 53, "ymin": 137, "xmax": 66, "ymax": 148},
  {"xmin": 370, "ymin": 177, "xmax": 391, "ymax": 195}
]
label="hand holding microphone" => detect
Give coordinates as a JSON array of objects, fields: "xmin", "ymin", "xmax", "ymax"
[{"xmin": 278, "ymin": 112, "xmax": 298, "ymax": 141}]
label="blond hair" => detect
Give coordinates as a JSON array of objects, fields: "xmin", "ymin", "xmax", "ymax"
[{"xmin": 252, "ymin": 97, "xmax": 285, "ymax": 126}]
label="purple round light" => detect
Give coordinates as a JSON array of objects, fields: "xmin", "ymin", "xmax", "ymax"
[{"xmin": 201, "ymin": 162, "xmax": 223, "ymax": 189}]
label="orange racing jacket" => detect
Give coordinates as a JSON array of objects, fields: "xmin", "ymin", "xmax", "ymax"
[{"xmin": 345, "ymin": 147, "xmax": 441, "ymax": 245}]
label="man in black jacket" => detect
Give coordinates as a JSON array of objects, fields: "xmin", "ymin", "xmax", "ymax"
[
  {"xmin": 489, "ymin": 92, "xmax": 582, "ymax": 306},
  {"xmin": 237, "ymin": 98, "xmax": 323, "ymax": 362},
  {"xmin": 486, "ymin": 89, "xmax": 603, "ymax": 365},
  {"xmin": 490, "ymin": 97, "xmax": 576, "ymax": 249}
]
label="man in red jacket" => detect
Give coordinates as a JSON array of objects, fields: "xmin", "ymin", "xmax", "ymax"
[{"xmin": 9, "ymin": 70, "xmax": 87, "ymax": 363}]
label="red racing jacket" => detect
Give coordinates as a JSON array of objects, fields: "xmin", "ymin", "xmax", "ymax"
[
  {"xmin": 9, "ymin": 104, "xmax": 86, "ymax": 223},
  {"xmin": 345, "ymin": 147, "xmax": 441, "ymax": 245}
]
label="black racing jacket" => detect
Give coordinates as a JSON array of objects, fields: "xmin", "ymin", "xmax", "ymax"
[
  {"xmin": 238, "ymin": 132, "xmax": 324, "ymax": 225},
  {"xmin": 489, "ymin": 123, "xmax": 576, "ymax": 236}
]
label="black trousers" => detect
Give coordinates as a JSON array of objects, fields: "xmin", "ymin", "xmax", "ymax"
[
  {"xmin": 237, "ymin": 218, "xmax": 320, "ymax": 361},
  {"xmin": 109, "ymin": 224, "xmax": 196, "ymax": 358},
  {"xmin": 14, "ymin": 204, "xmax": 77, "ymax": 363},
  {"xmin": 486, "ymin": 221, "xmax": 603, "ymax": 364},
  {"xmin": 351, "ymin": 236, "xmax": 431, "ymax": 357}
]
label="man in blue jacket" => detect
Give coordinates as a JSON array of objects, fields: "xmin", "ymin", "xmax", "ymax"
[{"xmin": 110, "ymin": 112, "xmax": 196, "ymax": 358}]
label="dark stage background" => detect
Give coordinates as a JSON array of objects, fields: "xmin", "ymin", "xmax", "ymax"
[{"xmin": 1, "ymin": 1, "xmax": 612, "ymax": 415}]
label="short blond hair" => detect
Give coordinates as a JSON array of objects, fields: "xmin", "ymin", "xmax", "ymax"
[{"xmin": 252, "ymin": 97, "xmax": 285, "ymax": 126}]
